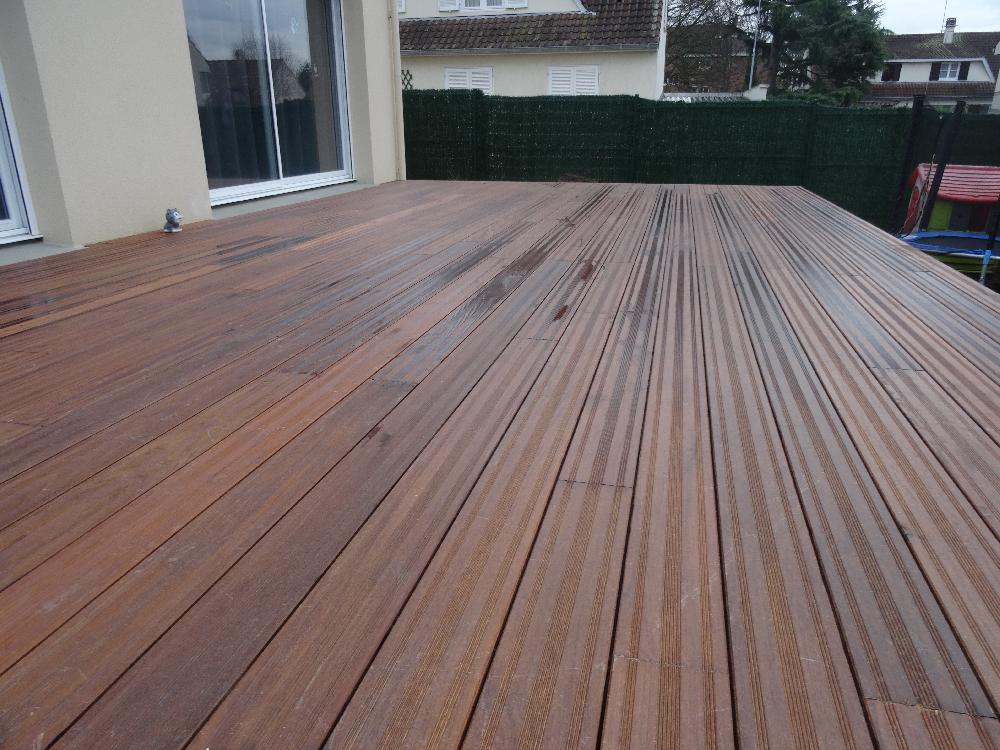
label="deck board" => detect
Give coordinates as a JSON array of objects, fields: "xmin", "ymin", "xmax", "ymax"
[{"xmin": 0, "ymin": 181, "xmax": 997, "ymax": 749}]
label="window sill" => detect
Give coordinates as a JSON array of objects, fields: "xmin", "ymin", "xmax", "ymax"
[
  {"xmin": 0, "ymin": 231, "xmax": 42, "ymax": 246},
  {"xmin": 209, "ymin": 173, "xmax": 355, "ymax": 207}
]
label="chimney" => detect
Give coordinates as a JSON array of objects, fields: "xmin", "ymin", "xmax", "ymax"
[{"xmin": 943, "ymin": 17, "xmax": 956, "ymax": 44}]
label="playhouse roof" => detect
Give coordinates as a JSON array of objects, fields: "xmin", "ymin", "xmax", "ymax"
[{"xmin": 912, "ymin": 163, "xmax": 1000, "ymax": 204}]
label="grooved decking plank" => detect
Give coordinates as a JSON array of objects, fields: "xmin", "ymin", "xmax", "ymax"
[
  {"xmin": 183, "ymin": 190, "xmax": 644, "ymax": 750},
  {"xmin": 732, "ymin": 187, "xmax": 1000, "ymax": 710},
  {"xmin": 710, "ymin": 190, "xmax": 995, "ymax": 725},
  {"xmin": 324, "ymin": 189, "xmax": 657, "ymax": 750},
  {"xmin": 867, "ymin": 700, "xmax": 1000, "ymax": 749},
  {"xmin": 780, "ymin": 184, "xmax": 1000, "ymax": 350},
  {"xmin": 600, "ymin": 190, "xmax": 733, "ymax": 750},
  {"xmin": 0, "ymin": 184, "xmax": 551, "ymax": 483},
  {"xmin": 736, "ymin": 187, "xmax": 1000, "ymax": 711},
  {"xmin": 6, "ymin": 186, "xmax": 630, "ymax": 749},
  {"xmin": 463, "ymin": 190, "xmax": 669, "ymax": 748},
  {"xmin": 0, "ymin": 186, "xmax": 580, "ymax": 578},
  {"xmin": 753, "ymin": 188, "xmax": 1000, "ymax": 443},
  {"xmin": 0, "ymin": 188, "xmax": 584, "ymax": 680},
  {"xmin": 787, "ymin": 186, "xmax": 1000, "ymax": 322},
  {"xmin": 1, "ymin": 181, "xmax": 998, "ymax": 750},
  {"xmin": 874, "ymin": 368, "xmax": 1000, "ymax": 536},
  {"xmin": 0, "ymin": 181, "xmax": 447, "ymax": 329},
  {"xmin": 734, "ymin": 187, "xmax": 1000, "ymax": 539},
  {"xmin": 694, "ymin": 186, "xmax": 873, "ymax": 749}
]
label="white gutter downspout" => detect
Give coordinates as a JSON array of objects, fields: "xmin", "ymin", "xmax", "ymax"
[{"xmin": 656, "ymin": 0, "xmax": 668, "ymax": 98}]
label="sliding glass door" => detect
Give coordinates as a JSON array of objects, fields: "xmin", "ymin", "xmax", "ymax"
[
  {"xmin": 183, "ymin": 0, "xmax": 350, "ymax": 204},
  {"xmin": 0, "ymin": 62, "xmax": 32, "ymax": 242}
]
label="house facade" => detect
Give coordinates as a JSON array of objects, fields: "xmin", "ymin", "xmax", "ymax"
[
  {"xmin": 864, "ymin": 19, "xmax": 1000, "ymax": 113},
  {"xmin": 663, "ymin": 23, "xmax": 760, "ymax": 95},
  {"xmin": 398, "ymin": 0, "xmax": 667, "ymax": 99},
  {"xmin": 0, "ymin": 0, "xmax": 406, "ymax": 249}
]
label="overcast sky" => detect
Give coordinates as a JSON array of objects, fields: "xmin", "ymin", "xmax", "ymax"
[{"xmin": 880, "ymin": 0, "xmax": 1000, "ymax": 35}]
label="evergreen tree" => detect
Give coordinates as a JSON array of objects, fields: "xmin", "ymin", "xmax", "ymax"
[{"xmin": 748, "ymin": 0, "xmax": 887, "ymax": 104}]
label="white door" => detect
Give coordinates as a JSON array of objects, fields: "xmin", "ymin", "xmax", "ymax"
[{"xmin": 0, "ymin": 61, "xmax": 33, "ymax": 242}]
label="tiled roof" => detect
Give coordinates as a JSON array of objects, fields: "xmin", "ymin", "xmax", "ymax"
[
  {"xmin": 884, "ymin": 31, "xmax": 1000, "ymax": 77},
  {"xmin": 864, "ymin": 80, "xmax": 994, "ymax": 100},
  {"xmin": 399, "ymin": 1, "xmax": 662, "ymax": 53}
]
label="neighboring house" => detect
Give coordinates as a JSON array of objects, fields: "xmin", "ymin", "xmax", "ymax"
[
  {"xmin": 864, "ymin": 19, "xmax": 1000, "ymax": 113},
  {"xmin": 664, "ymin": 23, "xmax": 760, "ymax": 94},
  {"xmin": 0, "ymin": 1, "xmax": 406, "ymax": 248},
  {"xmin": 397, "ymin": 0, "xmax": 667, "ymax": 99}
]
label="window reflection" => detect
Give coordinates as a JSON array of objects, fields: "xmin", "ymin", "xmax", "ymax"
[{"xmin": 184, "ymin": 0, "xmax": 345, "ymax": 192}]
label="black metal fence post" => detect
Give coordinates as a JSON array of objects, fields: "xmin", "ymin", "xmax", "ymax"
[
  {"xmin": 918, "ymin": 100, "xmax": 966, "ymax": 232},
  {"xmin": 980, "ymin": 193, "xmax": 1000, "ymax": 284},
  {"xmin": 890, "ymin": 94, "xmax": 925, "ymax": 233}
]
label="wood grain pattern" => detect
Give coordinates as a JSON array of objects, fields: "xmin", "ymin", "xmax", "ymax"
[{"xmin": 0, "ymin": 181, "xmax": 996, "ymax": 750}]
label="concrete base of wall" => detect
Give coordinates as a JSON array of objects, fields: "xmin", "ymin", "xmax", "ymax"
[{"xmin": 0, "ymin": 239, "xmax": 82, "ymax": 267}]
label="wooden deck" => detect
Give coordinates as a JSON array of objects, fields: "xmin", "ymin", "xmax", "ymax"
[{"xmin": 0, "ymin": 181, "xmax": 998, "ymax": 749}]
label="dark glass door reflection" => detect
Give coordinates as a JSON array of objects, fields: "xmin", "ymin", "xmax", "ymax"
[
  {"xmin": 265, "ymin": 0, "xmax": 344, "ymax": 177},
  {"xmin": 184, "ymin": 0, "xmax": 345, "ymax": 192},
  {"xmin": 184, "ymin": 0, "xmax": 280, "ymax": 189}
]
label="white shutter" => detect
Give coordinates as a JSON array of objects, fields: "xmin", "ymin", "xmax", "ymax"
[
  {"xmin": 505, "ymin": 0, "xmax": 528, "ymax": 7},
  {"xmin": 468, "ymin": 68, "xmax": 494, "ymax": 94},
  {"xmin": 445, "ymin": 68, "xmax": 493, "ymax": 94},
  {"xmin": 463, "ymin": 0, "xmax": 481, "ymax": 8},
  {"xmin": 486, "ymin": 0, "xmax": 504, "ymax": 8},
  {"xmin": 397, "ymin": 0, "xmax": 406, "ymax": 12},
  {"xmin": 439, "ymin": 0, "xmax": 460, "ymax": 11},
  {"xmin": 548, "ymin": 65, "xmax": 598, "ymax": 95},
  {"xmin": 445, "ymin": 69, "xmax": 471, "ymax": 89},
  {"xmin": 548, "ymin": 67, "xmax": 574, "ymax": 96},
  {"xmin": 574, "ymin": 65, "xmax": 599, "ymax": 95}
]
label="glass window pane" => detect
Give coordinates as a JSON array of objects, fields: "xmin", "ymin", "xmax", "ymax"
[
  {"xmin": 0, "ymin": 182, "xmax": 9, "ymax": 222},
  {"xmin": 184, "ymin": 0, "xmax": 280, "ymax": 189},
  {"xmin": 264, "ymin": 0, "xmax": 345, "ymax": 177}
]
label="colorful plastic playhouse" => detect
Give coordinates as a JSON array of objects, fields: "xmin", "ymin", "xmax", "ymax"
[{"xmin": 901, "ymin": 163, "xmax": 1000, "ymax": 273}]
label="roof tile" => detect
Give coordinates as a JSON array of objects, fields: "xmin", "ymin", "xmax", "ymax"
[
  {"xmin": 885, "ymin": 31, "xmax": 1000, "ymax": 77},
  {"xmin": 399, "ymin": 0, "xmax": 662, "ymax": 53}
]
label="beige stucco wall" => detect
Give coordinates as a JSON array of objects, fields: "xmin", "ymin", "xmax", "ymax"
[
  {"xmin": 873, "ymin": 59, "xmax": 994, "ymax": 83},
  {"xmin": 345, "ymin": 1, "xmax": 407, "ymax": 185},
  {"xmin": 402, "ymin": 50, "xmax": 663, "ymax": 98},
  {"xmin": 0, "ymin": 0, "xmax": 211, "ymax": 246},
  {"xmin": 0, "ymin": 0, "xmax": 405, "ymax": 247}
]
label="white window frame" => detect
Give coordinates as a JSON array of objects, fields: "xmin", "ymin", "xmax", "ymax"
[
  {"xmin": 0, "ymin": 59, "xmax": 37, "ymax": 244},
  {"xmin": 206, "ymin": 0, "xmax": 354, "ymax": 207},
  {"xmin": 444, "ymin": 67, "xmax": 494, "ymax": 94},
  {"xmin": 939, "ymin": 61, "xmax": 961, "ymax": 80},
  {"xmin": 548, "ymin": 65, "xmax": 600, "ymax": 96}
]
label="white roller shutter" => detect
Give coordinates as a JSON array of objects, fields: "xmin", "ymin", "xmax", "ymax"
[
  {"xmin": 548, "ymin": 67, "xmax": 574, "ymax": 96},
  {"xmin": 548, "ymin": 65, "xmax": 599, "ymax": 95},
  {"xmin": 573, "ymin": 65, "xmax": 599, "ymax": 95},
  {"xmin": 439, "ymin": 0, "xmax": 460, "ymax": 10},
  {"xmin": 444, "ymin": 68, "xmax": 494, "ymax": 94}
]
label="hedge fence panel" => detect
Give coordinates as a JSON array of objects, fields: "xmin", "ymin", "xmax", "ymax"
[
  {"xmin": 402, "ymin": 90, "xmax": 1000, "ymax": 229},
  {"xmin": 635, "ymin": 101, "xmax": 815, "ymax": 186},
  {"xmin": 805, "ymin": 107, "xmax": 912, "ymax": 225}
]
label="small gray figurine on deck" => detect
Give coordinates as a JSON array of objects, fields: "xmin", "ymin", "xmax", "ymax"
[{"xmin": 163, "ymin": 208, "xmax": 183, "ymax": 233}]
